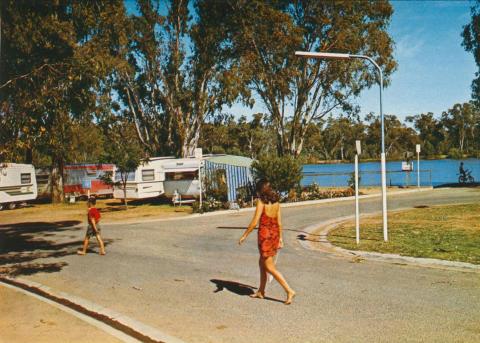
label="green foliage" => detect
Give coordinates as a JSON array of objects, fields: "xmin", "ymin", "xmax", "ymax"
[
  {"xmin": 252, "ymin": 155, "xmax": 302, "ymax": 194},
  {"xmin": 462, "ymin": 1, "xmax": 480, "ymax": 104},
  {"xmin": 0, "ymin": 0, "xmax": 129, "ymax": 201}
]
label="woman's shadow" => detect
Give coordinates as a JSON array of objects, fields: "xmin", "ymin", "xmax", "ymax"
[{"xmin": 210, "ymin": 279, "xmax": 283, "ymax": 303}]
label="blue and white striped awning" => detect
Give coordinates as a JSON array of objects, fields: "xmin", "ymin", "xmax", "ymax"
[{"xmin": 204, "ymin": 160, "xmax": 254, "ymax": 202}]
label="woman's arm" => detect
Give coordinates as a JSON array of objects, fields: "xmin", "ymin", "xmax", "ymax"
[
  {"xmin": 277, "ymin": 205, "xmax": 284, "ymax": 248},
  {"xmin": 238, "ymin": 200, "xmax": 264, "ymax": 245}
]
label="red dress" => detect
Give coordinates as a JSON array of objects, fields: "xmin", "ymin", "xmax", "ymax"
[{"xmin": 257, "ymin": 206, "xmax": 280, "ymax": 258}]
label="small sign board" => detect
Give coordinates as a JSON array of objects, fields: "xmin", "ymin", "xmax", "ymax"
[
  {"xmin": 401, "ymin": 161, "xmax": 413, "ymax": 171},
  {"xmin": 355, "ymin": 140, "xmax": 362, "ymax": 155},
  {"xmin": 416, "ymin": 144, "xmax": 421, "ymax": 153},
  {"xmin": 194, "ymin": 148, "xmax": 203, "ymax": 159},
  {"xmin": 82, "ymin": 180, "xmax": 92, "ymax": 189}
]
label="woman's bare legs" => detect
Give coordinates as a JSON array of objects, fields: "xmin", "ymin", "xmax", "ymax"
[
  {"xmin": 264, "ymin": 256, "xmax": 296, "ymax": 304},
  {"xmin": 251, "ymin": 257, "xmax": 267, "ymax": 299}
]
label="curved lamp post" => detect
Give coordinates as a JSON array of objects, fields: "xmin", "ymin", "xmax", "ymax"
[{"xmin": 295, "ymin": 51, "xmax": 388, "ymax": 241}]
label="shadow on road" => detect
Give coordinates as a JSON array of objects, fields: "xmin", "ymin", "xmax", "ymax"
[
  {"xmin": 210, "ymin": 279, "xmax": 284, "ymax": 304},
  {"xmin": 217, "ymin": 226, "xmax": 322, "ymax": 237},
  {"xmin": 0, "ymin": 220, "xmax": 113, "ymax": 277},
  {"xmin": 211, "ymin": 279, "xmax": 256, "ymax": 295}
]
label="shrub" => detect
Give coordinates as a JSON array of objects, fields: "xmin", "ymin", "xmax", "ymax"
[
  {"xmin": 298, "ymin": 183, "xmax": 355, "ymax": 201},
  {"xmin": 192, "ymin": 197, "xmax": 223, "ymax": 213},
  {"xmin": 448, "ymin": 148, "xmax": 463, "ymax": 159},
  {"xmin": 251, "ymin": 155, "xmax": 302, "ymax": 194}
]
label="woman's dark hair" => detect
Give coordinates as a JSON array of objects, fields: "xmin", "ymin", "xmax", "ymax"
[
  {"xmin": 256, "ymin": 179, "xmax": 280, "ymax": 204},
  {"xmin": 88, "ymin": 197, "xmax": 96, "ymax": 206}
]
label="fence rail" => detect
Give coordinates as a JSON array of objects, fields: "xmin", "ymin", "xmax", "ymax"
[{"xmin": 302, "ymin": 169, "xmax": 433, "ymax": 188}]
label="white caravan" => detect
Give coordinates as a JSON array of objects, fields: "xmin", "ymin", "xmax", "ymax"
[
  {"xmin": 162, "ymin": 158, "xmax": 202, "ymax": 199},
  {"xmin": 0, "ymin": 163, "xmax": 38, "ymax": 210},
  {"xmin": 113, "ymin": 157, "xmax": 175, "ymax": 199}
]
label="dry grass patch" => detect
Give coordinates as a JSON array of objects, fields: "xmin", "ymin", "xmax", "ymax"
[
  {"xmin": 0, "ymin": 198, "xmax": 192, "ymax": 226},
  {"xmin": 328, "ymin": 203, "xmax": 480, "ymax": 264}
]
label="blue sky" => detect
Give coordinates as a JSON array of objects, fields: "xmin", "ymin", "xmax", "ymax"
[{"xmin": 229, "ymin": 0, "xmax": 477, "ymax": 122}]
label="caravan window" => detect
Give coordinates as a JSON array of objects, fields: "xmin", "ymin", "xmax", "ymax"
[
  {"xmin": 142, "ymin": 169, "xmax": 155, "ymax": 181},
  {"xmin": 21, "ymin": 173, "xmax": 31, "ymax": 184},
  {"xmin": 165, "ymin": 171, "xmax": 198, "ymax": 181}
]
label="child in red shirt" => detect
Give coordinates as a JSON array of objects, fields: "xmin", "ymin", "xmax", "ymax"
[{"xmin": 77, "ymin": 197, "xmax": 106, "ymax": 255}]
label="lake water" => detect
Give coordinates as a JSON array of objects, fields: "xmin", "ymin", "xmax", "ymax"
[{"xmin": 302, "ymin": 159, "xmax": 480, "ymax": 187}]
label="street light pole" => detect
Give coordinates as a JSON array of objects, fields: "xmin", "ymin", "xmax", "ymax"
[{"xmin": 295, "ymin": 51, "xmax": 388, "ymax": 241}]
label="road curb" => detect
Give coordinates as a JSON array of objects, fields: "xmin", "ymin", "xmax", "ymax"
[
  {"xmin": 102, "ymin": 187, "xmax": 435, "ymax": 226},
  {"xmin": 0, "ymin": 276, "xmax": 186, "ymax": 343},
  {"xmin": 298, "ymin": 209, "xmax": 480, "ymax": 273}
]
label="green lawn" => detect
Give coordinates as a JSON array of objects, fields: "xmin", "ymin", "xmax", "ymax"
[{"xmin": 328, "ymin": 203, "xmax": 480, "ymax": 264}]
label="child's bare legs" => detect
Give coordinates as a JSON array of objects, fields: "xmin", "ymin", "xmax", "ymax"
[
  {"xmin": 264, "ymin": 256, "xmax": 296, "ymax": 304},
  {"xmin": 250, "ymin": 257, "xmax": 267, "ymax": 298},
  {"xmin": 77, "ymin": 237, "xmax": 89, "ymax": 255},
  {"xmin": 95, "ymin": 234, "xmax": 106, "ymax": 255}
]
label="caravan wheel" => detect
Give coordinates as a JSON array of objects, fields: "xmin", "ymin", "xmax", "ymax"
[
  {"xmin": 7, "ymin": 203, "xmax": 16, "ymax": 210},
  {"xmin": 0, "ymin": 204, "xmax": 4, "ymax": 211}
]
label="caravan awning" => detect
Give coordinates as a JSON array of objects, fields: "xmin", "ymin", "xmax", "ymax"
[{"xmin": 164, "ymin": 167, "xmax": 198, "ymax": 173}]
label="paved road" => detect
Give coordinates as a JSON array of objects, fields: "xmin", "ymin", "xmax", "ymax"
[{"xmin": 2, "ymin": 188, "xmax": 480, "ymax": 343}]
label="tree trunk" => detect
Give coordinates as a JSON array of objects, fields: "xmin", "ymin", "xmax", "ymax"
[
  {"xmin": 51, "ymin": 158, "xmax": 64, "ymax": 203},
  {"xmin": 122, "ymin": 177, "xmax": 128, "ymax": 210},
  {"xmin": 25, "ymin": 147, "xmax": 33, "ymax": 164}
]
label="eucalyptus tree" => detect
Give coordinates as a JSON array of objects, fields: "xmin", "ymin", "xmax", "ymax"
[
  {"xmin": 206, "ymin": 0, "xmax": 396, "ymax": 157},
  {"xmin": 462, "ymin": 0, "xmax": 480, "ymax": 104},
  {"xmin": 0, "ymin": 0, "xmax": 129, "ymax": 202},
  {"xmin": 114, "ymin": 0, "xmax": 238, "ymax": 158},
  {"xmin": 406, "ymin": 113, "xmax": 445, "ymax": 157},
  {"xmin": 441, "ymin": 102, "xmax": 479, "ymax": 155}
]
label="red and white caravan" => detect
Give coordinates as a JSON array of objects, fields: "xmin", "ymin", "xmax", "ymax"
[{"xmin": 64, "ymin": 163, "xmax": 115, "ymax": 199}]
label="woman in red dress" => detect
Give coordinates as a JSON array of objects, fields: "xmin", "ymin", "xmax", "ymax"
[{"xmin": 239, "ymin": 180, "xmax": 296, "ymax": 305}]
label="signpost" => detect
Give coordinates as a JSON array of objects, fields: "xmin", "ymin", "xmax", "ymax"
[
  {"xmin": 416, "ymin": 144, "xmax": 421, "ymax": 188},
  {"xmin": 195, "ymin": 148, "xmax": 203, "ymax": 211},
  {"xmin": 355, "ymin": 140, "xmax": 361, "ymax": 244},
  {"xmin": 294, "ymin": 51, "xmax": 389, "ymax": 242}
]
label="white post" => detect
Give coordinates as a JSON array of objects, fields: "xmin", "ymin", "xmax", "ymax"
[
  {"xmin": 199, "ymin": 165, "xmax": 202, "ymax": 210},
  {"xmin": 355, "ymin": 154, "xmax": 360, "ymax": 244},
  {"xmin": 416, "ymin": 144, "xmax": 421, "ymax": 188},
  {"xmin": 381, "ymin": 153, "xmax": 388, "ymax": 241},
  {"xmin": 195, "ymin": 148, "xmax": 203, "ymax": 211}
]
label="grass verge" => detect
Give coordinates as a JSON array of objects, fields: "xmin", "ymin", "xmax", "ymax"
[{"xmin": 328, "ymin": 203, "xmax": 480, "ymax": 264}]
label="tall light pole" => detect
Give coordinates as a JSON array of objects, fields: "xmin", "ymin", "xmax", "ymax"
[{"xmin": 295, "ymin": 51, "xmax": 388, "ymax": 241}]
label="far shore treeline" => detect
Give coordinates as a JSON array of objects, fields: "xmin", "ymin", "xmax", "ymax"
[{"xmin": 1, "ymin": 0, "xmax": 479, "ymax": 203}]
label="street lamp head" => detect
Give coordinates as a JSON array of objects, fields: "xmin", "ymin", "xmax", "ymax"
[{"xmin": 295, "ymin": 51, "xmax": 351, "ymax": 59}]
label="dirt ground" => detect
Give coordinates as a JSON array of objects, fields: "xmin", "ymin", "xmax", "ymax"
[
  {"xmin": 0, "ymin": 284, "xmax": 122, "ymax": 343},
  {"xmin": 0, "ymin": 198, "xmax": 192, "ymax": 226}
]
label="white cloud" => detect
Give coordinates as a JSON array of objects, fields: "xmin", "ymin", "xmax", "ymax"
[{"xmin": 395, "ymin": 32, "xmax": 426, "ymax": 60}]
